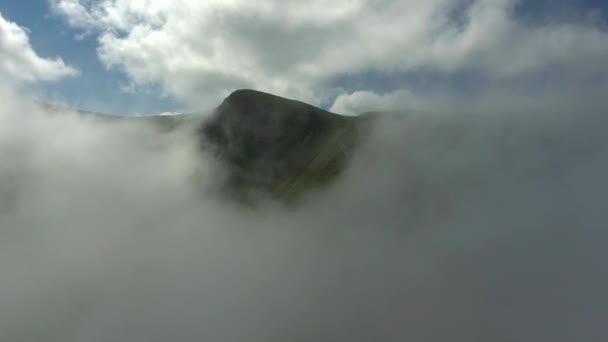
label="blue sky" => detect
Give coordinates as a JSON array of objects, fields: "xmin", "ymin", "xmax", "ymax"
[
  {"xmin": 1, "ymin": 1, "xmax": 607, "ymax": 115},
  {"xmin": 0, "ymin": 0, "xmax": 179, "ymax": 115}
]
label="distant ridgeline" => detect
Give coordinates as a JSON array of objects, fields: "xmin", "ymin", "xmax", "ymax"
[
  {"xmin": 37, "ymin": 89, "xmax": 378, "ymax": 203},
  {"xmin": 198, "ymin": 90, "xmax": 375, "ymax": 203}
]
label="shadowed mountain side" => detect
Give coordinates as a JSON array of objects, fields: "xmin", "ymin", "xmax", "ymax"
[{"xmin": 198, "ymin": 90, "xmax": 375, "ymax": 202}]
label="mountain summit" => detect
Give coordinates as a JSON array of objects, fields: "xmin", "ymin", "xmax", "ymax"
[{"xmin": 199, "ymin": 90, "xmax": 373, "ymax": 202}]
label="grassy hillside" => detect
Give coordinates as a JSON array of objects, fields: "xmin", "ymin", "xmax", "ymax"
[{"xmin": 198, "ymin": 89, "xmax": 373, "ymax": 203}]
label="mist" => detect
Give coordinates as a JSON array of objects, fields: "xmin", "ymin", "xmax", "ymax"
[{"xmin": 1, "ymin": 90, "xmax": 607, "ymax": 341}]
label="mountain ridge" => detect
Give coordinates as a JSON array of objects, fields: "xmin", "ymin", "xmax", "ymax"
[
  {"xmin": 35, "ymin": 89, "xmax": 379, "ymax": 202},
  {"xmin": 198, "ymin": 89, "xmax": 376, "ymax": 202}
]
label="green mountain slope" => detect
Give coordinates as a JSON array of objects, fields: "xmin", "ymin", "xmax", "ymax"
[{"xmin": 198, "ymin": 89, "xmax": 373, "ymax": 202}]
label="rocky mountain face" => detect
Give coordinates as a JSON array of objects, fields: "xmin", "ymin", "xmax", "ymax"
[{"xmin": 198, "ymin": 90, "xmax": 373, "ymax": 202}]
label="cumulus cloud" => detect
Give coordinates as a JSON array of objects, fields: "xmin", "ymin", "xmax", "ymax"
[
  {"xmin": 50, "ymin": 0, "xmax": 608, "ymax": 109},
  {"xmin": 0, "ymin": 12, "xmax": 78, "ymax": 86}
]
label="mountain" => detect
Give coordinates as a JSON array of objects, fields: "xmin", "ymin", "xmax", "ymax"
[
  {"xmin": 198, "ymin": 90, "xmax": 374, "ymax": 202},
  {"xmin": 36, "ymin": 90, "xmax": 377, "ymax": 203}
]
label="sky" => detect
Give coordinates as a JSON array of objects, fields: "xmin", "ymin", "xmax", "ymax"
[{"xmin": 0, "ymin": 0, "xmax": 607, "ymax": 115}]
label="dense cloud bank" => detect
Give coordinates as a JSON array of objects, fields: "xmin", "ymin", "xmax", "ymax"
[{"xmin": 1, "ymin": 91, "xmax": 607, "ymax": 341}]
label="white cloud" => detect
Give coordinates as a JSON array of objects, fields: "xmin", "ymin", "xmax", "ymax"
[
  {"xmin": 330, "ymin": 79, "xmax": 608, "ymax": 116},
  {"xmin": 331, "ymin": 89, "xmax": 420, "ymax": 115},
  {"xmin": 50, "ymin": 0, "xmax": 608, "ymax": 108},
  {"xmin": 0, "ymin": 12, "xmax": 78, "ymax": 86},
  {"xmin": 2, "ymin": 81, "xmax": 608, "ymax": 341}
]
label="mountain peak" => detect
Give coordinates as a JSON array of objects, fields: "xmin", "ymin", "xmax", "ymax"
[{"xmin": 199, "ymin": 90, "xmax": 370, "ymax": 203}]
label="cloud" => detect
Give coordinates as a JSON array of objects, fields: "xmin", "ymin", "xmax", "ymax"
[
  {"xmin": 1, "ymin": 85, "xmax": 608, "ymax": 340},
  {"xmin": 50, "ymin": 0, "xmax": 608, "ymax": 109},
  {"xmin": 330, "ymin": 77, "xmax": 608, "ymax": 115},
  {"xmin": 0, "ymin": 12, "xmax": 78, "ymax": 87}
]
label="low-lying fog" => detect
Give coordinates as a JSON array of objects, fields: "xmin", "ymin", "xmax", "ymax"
[{"xmin": 1, "ymin": 91, "xmax": 607, "ymax": 341}]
